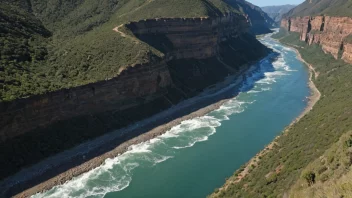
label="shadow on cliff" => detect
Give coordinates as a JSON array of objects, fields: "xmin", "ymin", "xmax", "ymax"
[
  {"xmin": 0, "ymin": 34, "xmax": 274, "ymax": 197},
  {"xmin": 135, "ymin": 34, "xmax": 174, "ymax": 53},
  {"xmin": 240, "ymin": 52, "xmax": 279, "ymax": 93},
  {"xmin": 202, "ymin": 0, "xmax": 224, "ymax": 17}
]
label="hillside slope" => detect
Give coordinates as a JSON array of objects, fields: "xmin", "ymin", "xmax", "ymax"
[
  {"xmin": 284, "ymin": 0, "xmax": 352, "ymax": 17},
  {"xmin": 211, "ymin": 31, "xmax": 352, "ymax": 198},
  {"xmin": 0, "ymin": 0, "xmax": 239, "ymax": 101},
  {"xmin": 0, "ymin": 0, "xmax": 277, "ymax": 102},
  {"xmin": 225, "ymin": 0, "xmax": 276, "ymax": 34},
  {"xmin": 261, "ymin": 4, "xmax": 296, "ymax": 24},
  {"xmin": 211, "ymin": 0, "xmax": 352, "ymax": 197},
  {"xmin": 290, "ymin": 131, "xmax": 352, "ymax": 198}
]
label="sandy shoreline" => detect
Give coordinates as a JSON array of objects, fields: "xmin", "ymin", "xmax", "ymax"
[
  {"xmin": 289, "ymin": 47, "xmax": 321, "ymax": 126},
  {"xmin": 213, "ymin": 44, "xmax": 321, "ymax": 197},
  {"xmin": 2, "ymin": 57, "xmax": 262, "ymax": 197}
]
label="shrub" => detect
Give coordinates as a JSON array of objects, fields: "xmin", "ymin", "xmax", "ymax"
[
  {"xmin": 302, "ymin": 171, "xmax": 316, "ymax": 186},
  {"xmin": 317, "ymin": 166, "xmax": 328, "ymax": 174},
  {"xmin": 319, "ymin": 173, "xmax": 329, "ymax": 182},
  {"xmin": 345, "ymin": 137, "xmax": 352, "ymax": 148},
  {"xmin": 266, "ymin": 173, "xmax": 278, "ymax": 185}
]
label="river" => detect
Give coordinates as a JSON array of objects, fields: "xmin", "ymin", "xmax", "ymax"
[{"xmin": 33, "ymin": 32, "xmax": 310, "ymax": 198}]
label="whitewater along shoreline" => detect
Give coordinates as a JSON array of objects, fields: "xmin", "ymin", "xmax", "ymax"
[
  {"xmin": 0, "ymin": 52, "xmax": 273, "ymax": 197},
  {"xmin": 212, "ymin": 42, "xmax": 321, "ymax": 196}
]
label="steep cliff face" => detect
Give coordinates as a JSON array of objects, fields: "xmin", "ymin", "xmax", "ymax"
[
  {"xmin": 279, "ymin": 0, "xmax": 352, "ymax": 64},
  {"xmin": 0, "ymin": 14, "xmax": 248, "ymax": 142},
  {"xmin": 281, "ymin": 16, "xmax": 352, "ymax": 64},
  {"xmin": 342, "ymin": 42, "xmax": 352, "ymax": 63},
  {"xmin": 0, "ymin": 62, "xmax": 172, "ymax": 141},
  {"xmin": 0, "ymin": 14, "xmax": 270, "ymax": 181},
  {"xmin": 125, "ymin": 14, "xmax": 249, "ymax": 59}
]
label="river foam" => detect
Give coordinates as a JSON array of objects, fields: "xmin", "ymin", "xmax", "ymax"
[{"xmin": 33, "ymin": 31, "xmax": 297, "ymax": 198}]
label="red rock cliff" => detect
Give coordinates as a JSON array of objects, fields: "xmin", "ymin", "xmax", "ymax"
[{"xmin": 281, "ymin": 16, "xmax": 352, "ymax": 64}]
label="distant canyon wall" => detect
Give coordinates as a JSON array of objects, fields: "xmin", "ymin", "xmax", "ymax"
[{"xmin": 281, "ymin": 16, "xmax": 352, "ymax": 64}]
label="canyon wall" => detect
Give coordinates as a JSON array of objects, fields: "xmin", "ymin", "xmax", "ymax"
[
  {"xmin": 0, "ymin": 62, "xmax": 172, "ymax": 141},
  {"xmin": 0, "ymin": 13, "xmax": 273, "ymax": 182},
  {"xmin": 0, "ymin": 14, "xmax": 248, "ymax": 142},
  {"xmin": 281, "ymin": 16, "xmax": 352, "ymax": 64},
  {"xmin": 125, "ymin": 14, "xmax": 249, "ymax": 59}
]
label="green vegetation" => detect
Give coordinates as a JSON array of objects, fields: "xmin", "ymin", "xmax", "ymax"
[
  {"xmin": 0, "ymin": 0, "xmax": 241, "ymax": 101},
  {"xmin": 284, "ymin": 0, "xmax": 352, "ymax": 17},
  {"xmin": 225, "ymin": 0, "xmax": 276, "ymax": 34},
  {"xmin": 271, "ymin": 28, "xmax": 289, "ymax": 39},
  {"xmin": 211, "ymin": 32, "xmax": 352, "ymax": 198},
  {"xmin": 0, "ymin": 2, "xmax": 52, "ymax": 101},
  {"xmin": 344, "ymin": 34, "xmax": 352, "ymax": 43},
  {"xmin": 290, "ymin": 131, "xmax": 352, "ymax": 197},
  {"xmin": 302, "ymin": 171, "xmax": 316, "ymax": 186}
]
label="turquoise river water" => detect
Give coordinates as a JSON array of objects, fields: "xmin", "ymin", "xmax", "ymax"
[{"xmin": 33, "ymin": 33, "xmax": 310, "ymax": 198}]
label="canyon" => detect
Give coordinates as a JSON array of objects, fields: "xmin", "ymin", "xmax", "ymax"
[
  {"xmin": 281, "ymin": 16, "xmax": 352, "ymax": 64},
  {"xmin": 0, "ymin": 13, "xmax": 269, "ymax": 196},
  {"xmin": 261, "ymin": 4, "xmax": 296, "ymax": 25},
  {"xmin": 0, "ymin": 14, "xmax": 251, "ymax": 142}
]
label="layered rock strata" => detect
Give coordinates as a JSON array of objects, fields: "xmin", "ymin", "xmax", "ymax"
[
  {"xmin": 281, "ymin": 16, "xmax": 352, "ymax": 64},
  {"xmin": 0, "ymin": 14, "xmax": 249, "ymax": 142},
  {"xmin": 0, "ymin": 62, "xmax": 171, "ymax": 141},
  {"xmin": 125, "ymin": 14, "xmax": 249, "ymax": 59},
  {"xmin": 0, "ymin": 13, "xmax": 269, "ymax": 184}
]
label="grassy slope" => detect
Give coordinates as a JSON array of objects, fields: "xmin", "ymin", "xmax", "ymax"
[
  {"xmin": 211, "ymin": 32, "xmax": 352, "ymax": 198},
  {"xmin": 284, "ymin": 0, "xmax": 352, "ymax": 17},
  {"xmin": 290, "ymin": 131, "xmax": 352, "ymax": 198},
  {"xmin": 344, "ymin": 35, "xmax": 352, "ymax": 42},
  {"xmin": 0, "ymin": 0, "xmax": 239, "ymax": 101},
  {"xmin": 225, "ymin": 0, "xmax": 276, "ymax": 33}
]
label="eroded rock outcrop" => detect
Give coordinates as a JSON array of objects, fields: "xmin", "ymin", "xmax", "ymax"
[
  {"xmin": 342, "ymin": 42, "xmax": 352, "ymax": 63},
  {"xmin": 281, "ymin": 16, "xmax": 352, "ymax": 64}
]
